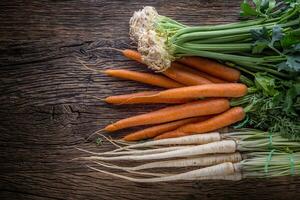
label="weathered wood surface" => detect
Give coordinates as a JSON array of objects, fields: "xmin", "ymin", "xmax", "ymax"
[{"xmin": 0, "ymin": 1, "xmax": 299, "ymax": 199}]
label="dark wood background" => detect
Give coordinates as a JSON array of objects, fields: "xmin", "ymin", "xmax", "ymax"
[{"xmin": 1, "ymin": 1, "xmax": 300, "ymax": 199}]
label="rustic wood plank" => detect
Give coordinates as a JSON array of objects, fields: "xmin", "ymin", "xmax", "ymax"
[{"xmin": 1, "ymin": 0, "xmax": 300, "ymax": 199}]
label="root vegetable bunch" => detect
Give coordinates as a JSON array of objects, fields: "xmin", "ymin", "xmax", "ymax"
[{"xmin": 78, "ymin": 130, "xmax": 300, "ymax": 182}]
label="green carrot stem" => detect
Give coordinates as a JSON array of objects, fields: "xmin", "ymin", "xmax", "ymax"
[
  {"xmin": 225, "ymin": 62, "xmax": 255, "ymax": 76},
  {"xmin": 230, "ymin": 95, "xmax": 255, "ymax": 107},
  {"xmin": 260, "ymin": 63, "xmax": 279, "ymax": 69},
  {"xmin": 240, "ymin": 75, "xmax": 255, "ymax": 86},
  {"xmin": 235, "ymin": 61, "xmax": 290, "ymax": 78}
]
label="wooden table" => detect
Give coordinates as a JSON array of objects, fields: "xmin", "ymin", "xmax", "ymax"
[{"xmin": 1, "ymin": 1, "xmax": 299, "ymax": 199}]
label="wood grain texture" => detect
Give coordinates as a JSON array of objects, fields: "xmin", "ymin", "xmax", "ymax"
[{"xmin": 0, "ymin": 0, "xmax": 299, "ymax": 199}]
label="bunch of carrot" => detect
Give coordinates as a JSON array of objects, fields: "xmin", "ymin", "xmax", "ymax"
[{"xmin": 94, "ymin": 49, "xmax": 248, "ymax": 141}]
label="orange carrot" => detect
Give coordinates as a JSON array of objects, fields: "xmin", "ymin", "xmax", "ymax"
[
  {"xmin": 179, "ymin": 57, "xmax": 240, "ymax": 82},
  {"xmin": 123, "ymin": 116, "xmax": 211, "ymax": 141},
  {"xmin": 104, "ymin": 91, "xmax": 193, "ymax": 104},
  {"xmin": 103, "ymin": 69, "xmax": 183, "ymax": 88},
  {"xmin": 155, "ymin": 107, "xmax": 245, "ymax": 140},
  {"xmin": 164, "ymin": 62, "xmax": 212, "ymax": 85},
  {"xmin": 192, "ymin": 70, "xmax": 228, "ymax": 83},
  {"xmin": 104, "ymin": 98, "xmax": 230, "ymax": 132},
  {"xmin": 172, "ymin": 63, "xmax": 228, "ymax": 83},
  {"xmin": 122, "ymin": 49, "xmax": 143, "ymax": 63},
  {"xmin": 121, "ymin": 49, "xmax": 212, "ymax": 86},
  {"xmin": 130, "ymin": 83, "xmax": 247, "ymax": 101}
]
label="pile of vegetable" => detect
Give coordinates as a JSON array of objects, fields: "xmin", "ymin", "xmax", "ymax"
[{"xmin": 78, "ymin": 0, "xmax": 300, "ymax": 182}]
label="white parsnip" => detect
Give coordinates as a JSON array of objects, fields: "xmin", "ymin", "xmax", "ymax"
[
  {"xmin": 93, "ymin": 153, "xmax": 242, "ymax": 171},
  {"xmin": 93, "ymin": 162, "xmax": 172, "ymax": 177},
  {"xmin": 93, "ymin": 161, "xmax": 242, "ymax": 180},
  {"xmin": 121, "ymin": 169, "xmax": 171, "ymax": 177},
  {"xmin": 87, "ymin": 162, "xmax": 236, "ymax": 182},
  {"xmin": 187, "ymin": 172, "xmax": 242, "ymax": 181},
  {"xmin": 80, "ymin": 140, "xmax": 237, "ymax": 161},
  {"xmin": 77, "ymin": 146, "xmax": 195, "ymax": 156},
  {"xmin": 114, "ymin": 132, "xmax": 221, "ymax": 151}
]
